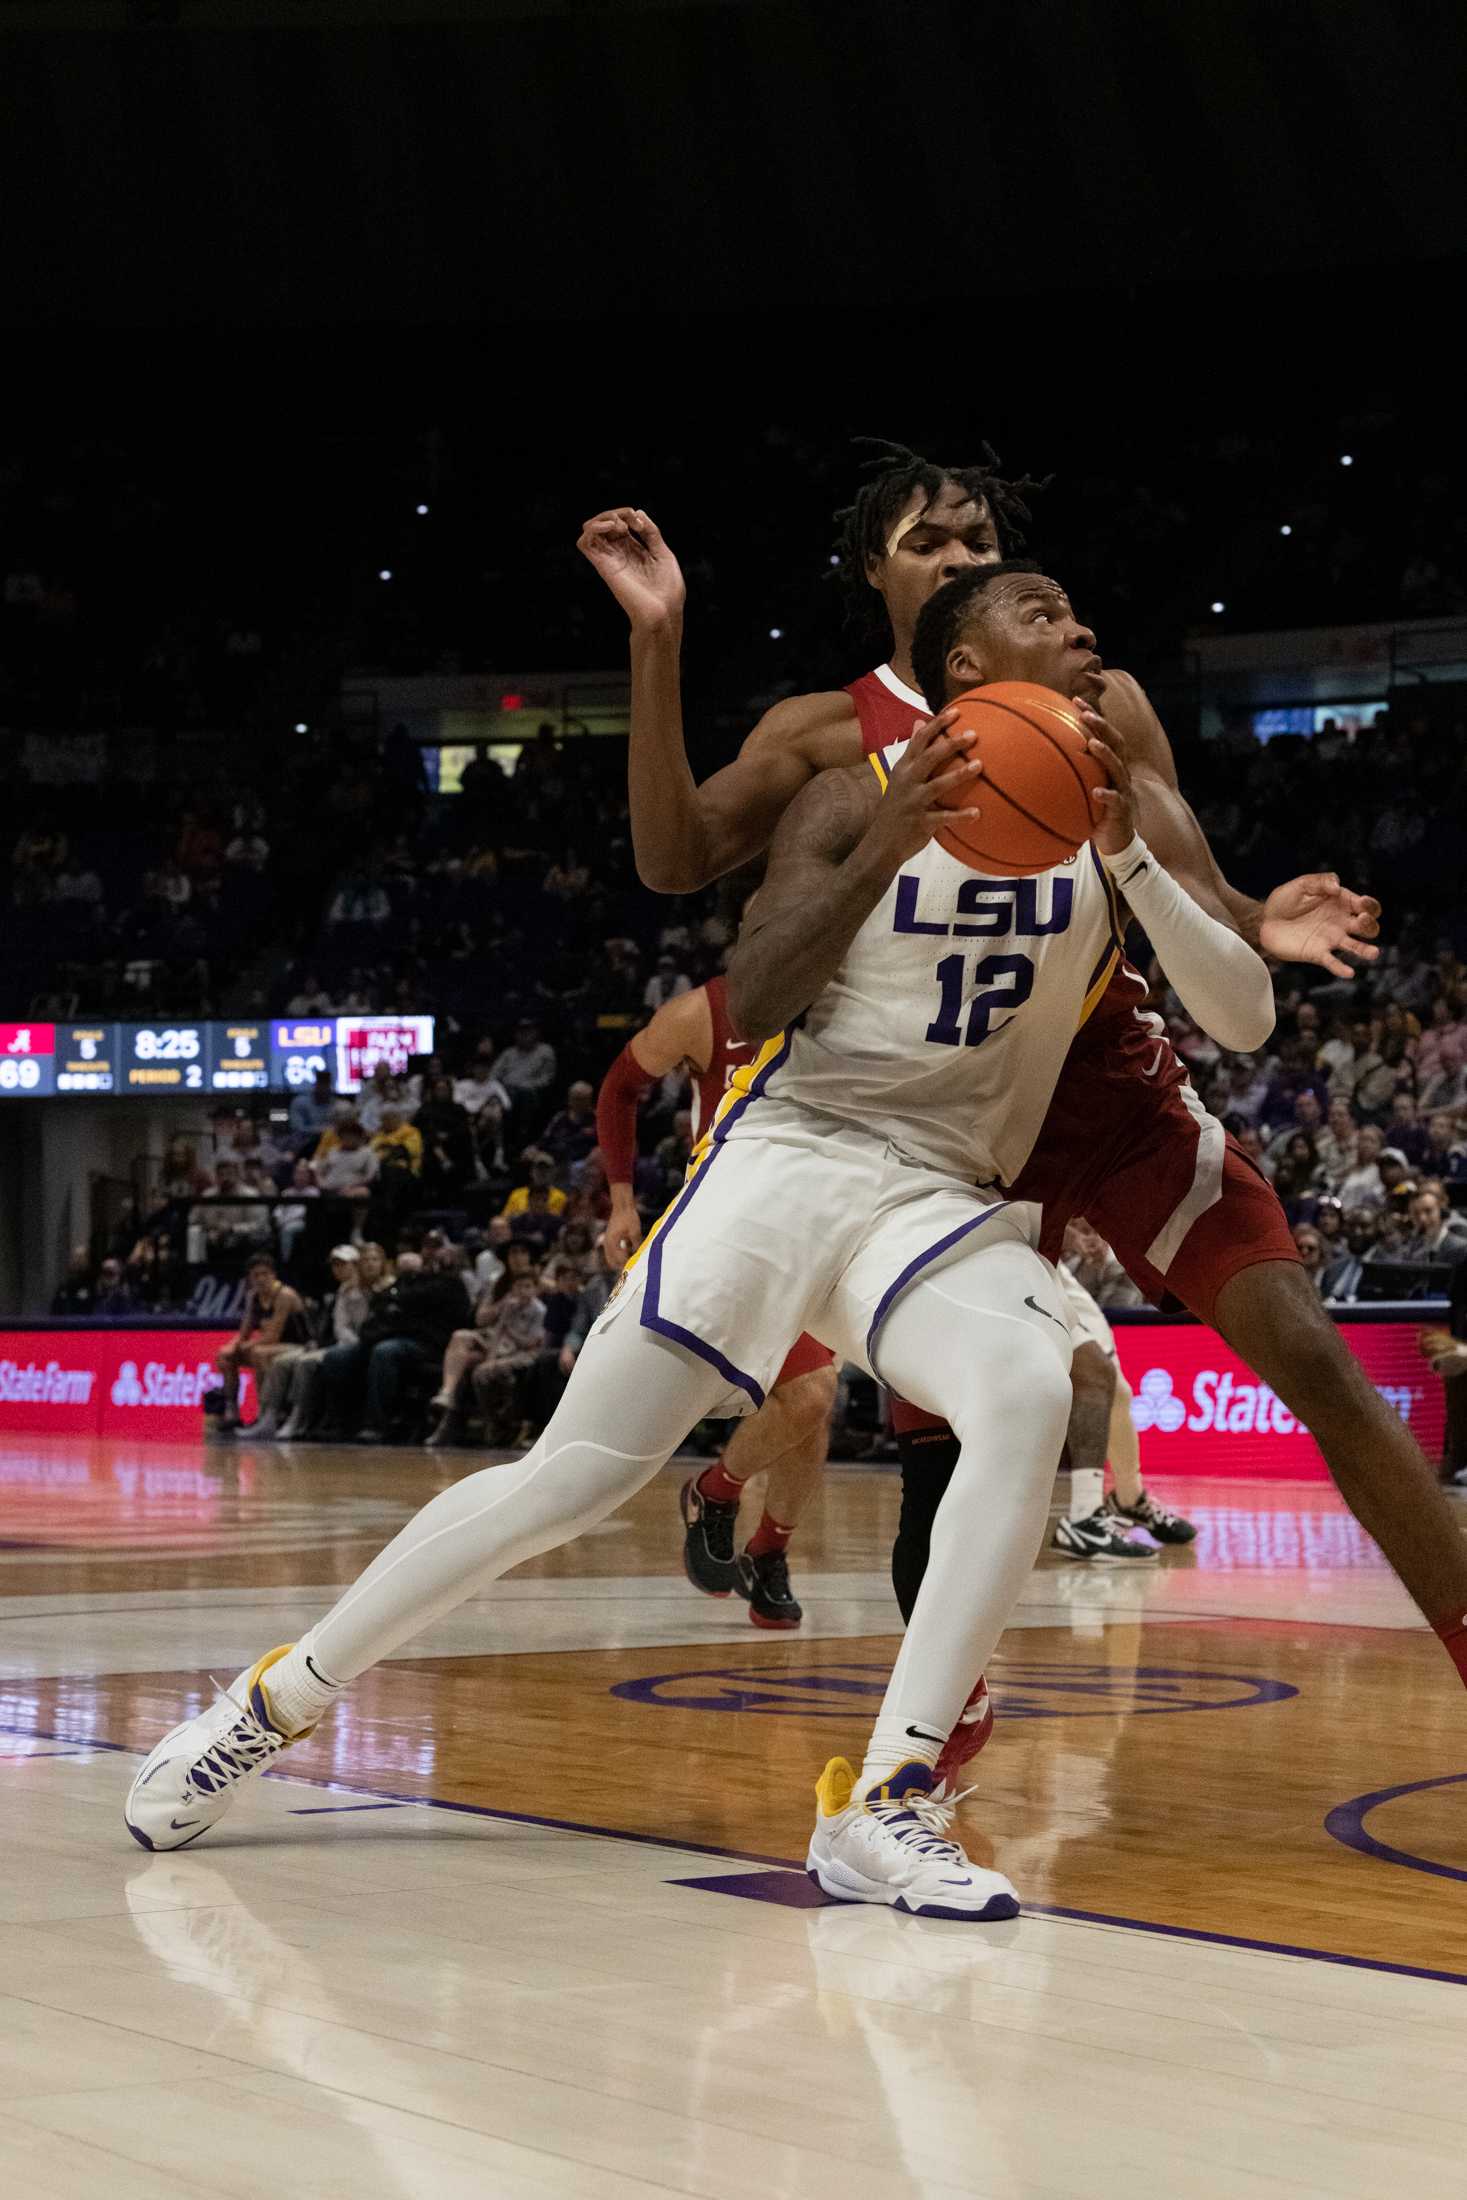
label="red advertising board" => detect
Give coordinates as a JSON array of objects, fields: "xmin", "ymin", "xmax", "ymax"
[
  {"xmin": 0, "ymin": 1330, "xmax": 255, "ymax": 1440},
  {"xmin": 0, "ymin": 1318, "xmax": 1447, "ymax": 1462},
  {"xmin": 1112, "ymin": 1318, "xmax": 1445, "ymax": 1480}
]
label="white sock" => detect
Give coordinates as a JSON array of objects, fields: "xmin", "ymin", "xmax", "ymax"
[
  {"xmin": 1068, "ymin": 1466, "xmax": 1104, "ymax": 1521},
  {"xmin": 262, "ymin": 1638, "xmax": 344, "ymax": 1736},
  {"xmin": 857, "ymin": 1713, "xmax": 944, "ymax": 1798}
]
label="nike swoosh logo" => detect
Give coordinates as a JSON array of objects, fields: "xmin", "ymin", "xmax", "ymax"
[
  {"xmin": 170, "ymin": 1816, "xmax": 202, "ymax": 1831},
  {"xmin": 1024, "ymin": 1295, "xmax": 1066, "ymax": 1329},
  {"xmin": 305, "ymin": 1654, "xmax": 328, "ymax": 1685},
  {"xmin": 905, "ymin": 1724, "xmax": 944, "ymax": 1743},
  {"xmin": 1141, "ymin": 1045, "xmax": 1166, "ymax": 1078}
]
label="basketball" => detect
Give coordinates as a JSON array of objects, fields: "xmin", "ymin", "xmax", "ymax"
[{"xmin": 933, "ymin": 680, "xmax": 1107, "ymax": 876}]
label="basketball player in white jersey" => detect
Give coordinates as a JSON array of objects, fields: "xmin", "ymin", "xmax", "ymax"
[
  {"xmin": 577, "ymin": 462, "xmax": 1467, "ymax": 1745},
  {"xmin": 125, "ymin": 571, "xmax": 1271, "ymax": 1920}
]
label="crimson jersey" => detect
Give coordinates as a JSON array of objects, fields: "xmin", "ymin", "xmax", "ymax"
[
  {"xmin": 844, "ymin": 664, "xmax": 1296, "ymax": 1325},
  {"xmin": 690, "ymin": 975, "xmax": 758, "ymax": 1144}
]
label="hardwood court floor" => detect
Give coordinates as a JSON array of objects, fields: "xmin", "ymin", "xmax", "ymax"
[{"xmin": 3, "ymin": 1433, "xmax": 1467, "ymax": 2198}]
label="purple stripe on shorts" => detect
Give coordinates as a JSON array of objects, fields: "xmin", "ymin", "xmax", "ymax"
[
  {"xmin": 864, "ymin": 1201, "xmax": 1007, "ymax": 1374},
  {"xmin": 640, "ymin": 1029, "xmax": 796, "ymax": 1409}
]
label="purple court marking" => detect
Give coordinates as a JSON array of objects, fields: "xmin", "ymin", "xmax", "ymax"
[
  {"xmin": 9, "ymin": 1704, "xmax": 1467, "ymax": 1991},
  {"xmin": 611, "ymin": 1659, "xmax": 1298, "ymax": 1720},
  {"xmin": 1324, "ymin": 1770, "xmax": 1467, "ymax": 1884},
  {"xmin": 288, "ymin": 1801, "xmax": 410, "ymax": 1816},
  {"xmin": 675, "ymin": 1869, "xmax": 829, "ymax": 1908}
]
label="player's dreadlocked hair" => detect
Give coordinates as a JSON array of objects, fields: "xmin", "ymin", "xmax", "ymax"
[
  {"xmin": 911, "ymin": 560, "xmax": 1042, "ymax": 714},
  {"xmin": 829, "ymin": 439, "xmax": 1049, "ymax": 625}
]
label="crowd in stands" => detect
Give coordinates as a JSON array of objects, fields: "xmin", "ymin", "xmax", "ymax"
[
  {"xmin": 42, "ymin": 879, "xmax": 1467, "ymax": 1466},
  {"xmin": 12, "ymin": 418, "xmax": 1467, "ymax": 1465},
  {"xmin": 1130, "ymin": 937, "xmax": 1467, "ymax": 1309}
]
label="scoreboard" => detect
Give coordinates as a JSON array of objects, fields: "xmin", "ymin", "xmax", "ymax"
[{"xmin": 0, "ymin": 1016, "xmax": 434, "ymax": 1099}]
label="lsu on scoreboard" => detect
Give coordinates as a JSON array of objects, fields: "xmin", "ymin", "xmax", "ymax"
[{"xmin": 0, "ymin": 1016, "xmax": 435, "ymax": 1098}]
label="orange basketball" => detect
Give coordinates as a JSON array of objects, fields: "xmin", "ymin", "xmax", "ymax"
[{"xmin": 934, "ymin": 680, "xmax": 1107, "ymax": 876}]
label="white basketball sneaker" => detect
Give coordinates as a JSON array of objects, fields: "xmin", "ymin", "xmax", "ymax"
[
  {"xmin": 124, "ymin": 1645, "xmax": 308, "ymax": 1852},
  {"xmin": 806, "ymin": 1757, "xmax": 1019, "ymax": 1921}
]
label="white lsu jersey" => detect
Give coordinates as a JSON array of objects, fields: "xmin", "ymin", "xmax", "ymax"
[{"xmin": 721, "ymin": 733, "xmax": 1124, "ymax": 1187}]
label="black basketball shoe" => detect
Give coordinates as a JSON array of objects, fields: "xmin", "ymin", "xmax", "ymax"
[
  {"xmin": 679, "ymin": 1475, "xmax": 740, "ymax": 1595},
  {"xmin": 1105, "ymin": 1488, "xmax": 1198, "ymax": 1544},
  {"xmin": 736, "ymin": 1546, "xmax": 803, "ymax": 1629}
]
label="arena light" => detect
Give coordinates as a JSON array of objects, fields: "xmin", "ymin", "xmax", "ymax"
[
  {"xmin": 1340, "ymin": 453, "xmax": 1354, "ymax": 467},
  {"xmin": 415, "ymin": 502, "xmax": 429, "ymax": 515},
  {"xmin": 293, "ymin": 721, "xmax": 308, "ymax": 734},
  {"xmin": 769, "ymin": 626, "xmax": 783, "ymax": 640},
  {"xmin": 378, "ymin": 568, "xmax": 393, "ymax": 581},
  {"xmin": 1210, "ymin": 600, "xmax": 1225, "ymax": 615},
  {"xmin": 1280, "ymin": 524, "xmax": 1293, "ymax": 537},
  {"xmin": 828, "ymin": 554, "xmax": 840, "ymax": 566}
]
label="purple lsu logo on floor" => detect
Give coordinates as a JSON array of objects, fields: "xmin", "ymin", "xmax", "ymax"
[{"xmin": 611, "ymin": 1659, "xmax": 1297, "ymax": 1719}]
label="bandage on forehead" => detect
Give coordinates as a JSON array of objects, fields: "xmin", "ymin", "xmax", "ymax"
[{"xmin": 884, "ymin": 507, "xmax": 928, "ymax": 560}]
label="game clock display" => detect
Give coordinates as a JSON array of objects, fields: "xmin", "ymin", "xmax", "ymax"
[{"xmin": 121, "ymin": 1025, "xmax": 207, "ymax": 1091}]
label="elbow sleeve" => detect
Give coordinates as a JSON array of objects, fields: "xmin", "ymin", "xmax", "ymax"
[{"xmin": 1104, "ymin": 835, "xmax": 1276, "ymax": 1054}]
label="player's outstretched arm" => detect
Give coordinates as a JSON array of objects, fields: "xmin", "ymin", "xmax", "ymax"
[
  {"xmin": 578, "ymin": 507, "xmax": 861, "ymax": 892},
  {"xmin": 1102, "ymin": 671, "xmax": 1381, "ymax": 975},
  {"xmin": 728, "ymin": 713, "xmax": 978, "ymax": 1042},
  {"xmin": 595, "ymin": 988, "xmax": 714, "ymax": 1272},
  {"xmin": 1084, "ymin": 703, "xmax": 1276, "ymax": 1053}
]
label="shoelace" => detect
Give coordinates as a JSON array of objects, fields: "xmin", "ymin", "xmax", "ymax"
[
  {"xmin": 185, "ymin": 1679, "xmax": 286, "ymax": 1800},
  {"xmin": 694, "ymin": 1486, "xmax": 739, "ymax": 1560},
  {"xmin": 868, "ymin": 1784, "xmax": 977, "ymax": 1860}
]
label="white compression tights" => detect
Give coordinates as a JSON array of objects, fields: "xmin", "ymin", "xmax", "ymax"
[
  {"xmin": 286, "ymin": 1241, "xmax": 1072, "ymax": 1751},
  {"xmin": 870, "ymin": 1244, "xmax": 1072, "ymax": 1739}
]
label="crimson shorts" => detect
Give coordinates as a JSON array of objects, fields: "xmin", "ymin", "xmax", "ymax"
[
  {"xmin": 774, "ymin": 1333, "xmax": 837, "ymax": 1387},
  {"xmin": 889, "ymin": 979, "xmax": 1298, "ymax": 1437}
]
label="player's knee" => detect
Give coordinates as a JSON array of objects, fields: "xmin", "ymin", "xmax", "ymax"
[
  {"xmin": 1069, "ymin": 1340, "xmax": 1115, "ymax": 1411},
  {"xmin": 780, "ymin": 1363, "xmax": 838, "ymax": 1435},
  {"xmin": 1220, "ymin": 1263, "xmax": 1353, "ymax": 1419},
  {"xmin": 954, "ymin": 1328, "xmax": 1071, "ymax": 1447}
]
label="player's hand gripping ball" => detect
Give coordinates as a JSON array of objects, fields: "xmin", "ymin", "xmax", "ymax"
[{"xmin": 933, "ymin": 681, "xmax": 1107, "ymax": 875}]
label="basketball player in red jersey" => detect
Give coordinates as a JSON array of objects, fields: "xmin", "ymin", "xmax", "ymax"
[
  {"xmin": 579, "ymin": 446, "xmax": 1467, "ymax": 1741},
  {"xmin": 595, "ymin": 975, "xmax": 838, "ymax": 1629}
]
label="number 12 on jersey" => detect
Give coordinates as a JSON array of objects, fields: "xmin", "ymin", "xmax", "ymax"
[{"xmin": 926, "ymin": 952, "xmax": 1034, "ymax": 1047}]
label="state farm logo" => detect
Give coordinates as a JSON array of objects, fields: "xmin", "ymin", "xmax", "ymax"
[
  {"xmin": 1132, "ymin": 1363, "xmax": 1419, "ymax": 1438},
  {"xmin": 111, "ymin": 1360, "xmax": 144, "ymax": 1407},
  {"xmin": 0, "ymin": 1357, "xmax": 95, "ymax": 1405},
  {"xmin": 109, "ymin": 1359, "xmax": 221, "ymax": 1410},
  {"xmin": 1130, "ymin": 1369, "xmax": 1185, "ymax": 1433}
]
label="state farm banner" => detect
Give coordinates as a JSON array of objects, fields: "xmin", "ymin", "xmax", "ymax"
[
  {"xmin": 1112, "ymin": 1318, "xmax": 1445, "ymax": 1480},
  {"xmin": 0, "ymin": 1329, "xmax": 255, "ymax": 1440}
]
